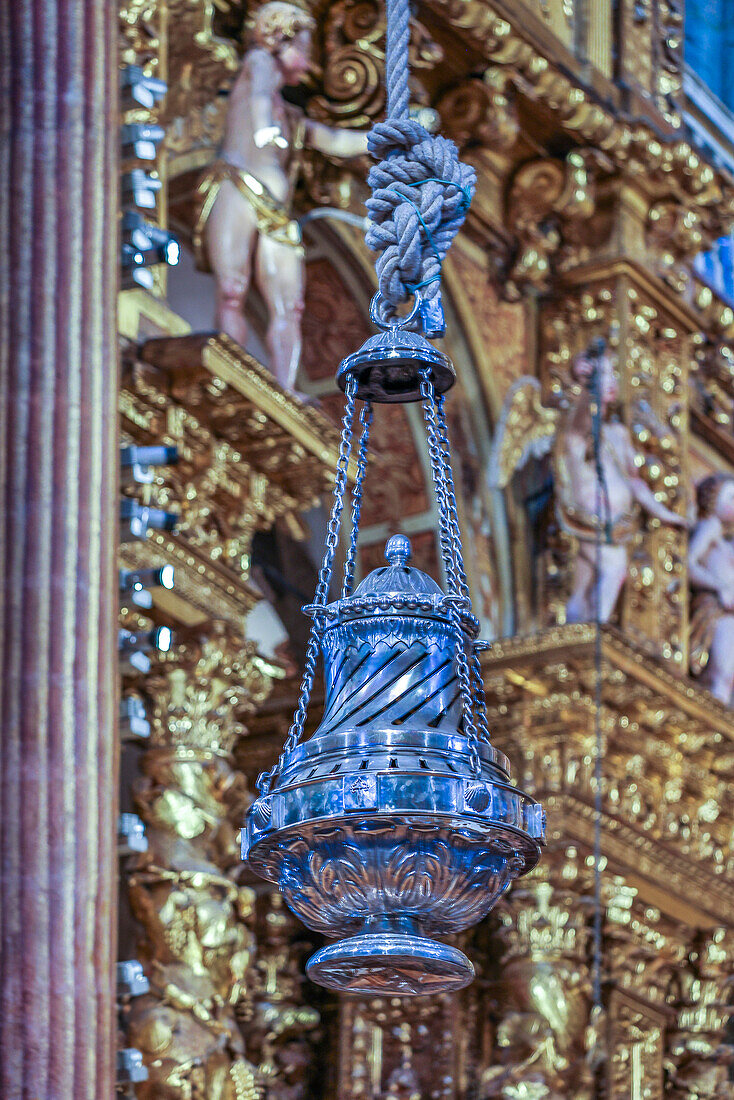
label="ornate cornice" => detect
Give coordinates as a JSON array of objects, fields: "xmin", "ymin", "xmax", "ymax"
[
  {"xmin": 118, "ymin": 320, "xmax": 355, "ymax": 628},
  {"xmin": 547, "ymin": 794, "xmax": 734, "ymax": 928},
  {"xmin": 139, "ymin": 332, "xmax": 356, "ymax": 484},
  {"xmin": 482, "ymin": 624, "xmax": 734, "ymax": 927},
  {"xmin": 484, "ymin": 622, "xmax": 734, "ymax": 740},
  {"xmin": 425, "ymin": 0, "xmax": 734, "ymax": 234}
]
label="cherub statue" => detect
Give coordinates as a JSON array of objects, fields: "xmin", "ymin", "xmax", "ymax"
[
  {"xmin": 688, "ymin": 473, "xmax": 734, "ymax": 704},
  {"xmin": 193, "ymin": 1, "xmax": 368, "ymax": 393},
  {"xmin": 489, "ymin": 342, "xmax": 687, "ymax": 623}
]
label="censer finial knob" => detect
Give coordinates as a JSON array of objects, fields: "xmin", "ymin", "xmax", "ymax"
[{"xmin": 385, "ymin": 534, "xmax": 411, "ymax": 567}]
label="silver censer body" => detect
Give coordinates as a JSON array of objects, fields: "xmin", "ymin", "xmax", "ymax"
[{"xmin": 242, "ymin": 315, "xmax": 545, "ymax": 997}]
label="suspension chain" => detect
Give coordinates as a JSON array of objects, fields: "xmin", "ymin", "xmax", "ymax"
[
  {"xmin": 419, "ymin": 369, "xmax": 481, "ymax": 775},
  {"xmin": 256, "ymin": 375, "xmax": 358, "ymax": 794},
  {"xmin": 436, "ymin": 397, "xmax": 492, "ymax": 745},
  {"xmin": 342, "ymin": 400, "xmax": 373, "ymax": 598},
  {"xmin": 419, "ymin": 372, "xmax": 461, "ymax": 598}
]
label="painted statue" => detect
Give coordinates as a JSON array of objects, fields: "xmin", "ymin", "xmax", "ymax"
[
  {"xmin": 490, "ymin": 342, "xmax": 687, "ymax": 623},
  {"xmin": 194, "ymin": 1, "xmax": 368, "ymax": 393},
  {"xmin": 689, "ymin": 473, "xmax": 734, "ymax": 704}
]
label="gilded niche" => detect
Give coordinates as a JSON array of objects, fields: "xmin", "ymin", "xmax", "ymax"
[
  {"xmin": 479, "ymin": 848, "xmax": 599, "ymax": 1100},
  {"xmin": 490, "ymin": 340, "xmax": 686, "ymax": 629}
]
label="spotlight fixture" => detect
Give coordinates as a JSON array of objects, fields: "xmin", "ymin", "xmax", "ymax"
[
  {"xmin": 119, "ymin": 564, "xmax": 175, "ymax": 609},
  {"xmin": 118, "ymin": 626, "xmax": 173, "ymax": 674},
  {"xmin": 121, "ymin": 168, "xmax": 162, "ymax": 211},
  {"xmin": 121, "ymin": 212, "xmax": 179, "ymax": 285},
  {"xmin": 116, "ymin": 1049, "xmax": 148, "ymax": 1085},
  {"xmin": 120, "ymin": 564, "xmax": 175, "ymax": 592},
  {"xmin": 120, "ymin": 441, "xmax": 178, "ymax": 485},
  {"xmin": 120, "ymin": 65, "xmax": 167, "ymax": 111},
  {"xmin": 120, "ymin": 122, "xmax": 166, "ymax": 162},
  {"xmin": 121, "ymin": 219, "xmax": 180, "ymax": 288},
  {"xmin": 119, "ymin": 626, "xmax": 173, "ymax": 654},
  {"xmin": 121, "ymin": 585, "xmax": 152, "ymax": 610},
  {"xmin": 117, "ymin": 960, "xmax": 150, "ymax": 1000},
  {"xmin": 120, "ymin": 500, "xmax": 178, "ymax": 542},
  {"xmin": 118, "ymin": 813, "xmax": 148, "ymax": 856},
  {"xmin": 119, "ymin": 696, "xmax": 150, "ymax": 741}
]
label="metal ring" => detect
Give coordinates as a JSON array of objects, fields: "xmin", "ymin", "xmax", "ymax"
[{"xmin": 369, "ymin": 292, "xmax": 421, "ymax": 331}]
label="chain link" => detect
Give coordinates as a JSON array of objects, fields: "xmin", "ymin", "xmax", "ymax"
[
  {"xmin": 419, "ymin": 372, "xmax": 461, "ymax": 598},
  {"xmin": 436, "ymin": 397, "xmax": 492, "ymax": 746},
  {"xmin": 257, "ymin": 375, "xmax": 358, "ymax": 794},
  {"xmin": 342, "ymin": 401, "xmax": 373, "ymax": 598},
  {"xmin": 419, "ymin": 369, "xmax": 480, "ymax": 776}
]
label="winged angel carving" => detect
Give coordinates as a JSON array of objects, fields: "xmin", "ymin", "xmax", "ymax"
[{"xmin": 489, "ymin": 345, "xmax": 687, "ymax": 623}]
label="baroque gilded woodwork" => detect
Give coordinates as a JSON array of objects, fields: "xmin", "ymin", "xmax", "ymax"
[
  {"xmin": 666, "ymin": 928, "xmax": 734, "ymax": 1098},
  {"xmin": 307, "ymin": 0, "xmax": 441, "ymax": 130},
  {"xmin": 482, "ymin": 625, "xmax": 734, "ymax": 927},
  {"xmin": 117, "ymin": 291, "xmax": 350, "ymax": 1095},
  {"xmin": 243, "ymin": 890, "xmax": 320, "ymax": 1099},
  {"xmin": 689, "ymin": 280, "xmax": 734, "ymax": 466},
  {"xmin": 119, "ymin": 325, "xmax": 352, "ymax": 628},
  {"xmin": 615, "ymin": 0, "xmax": 684, "ymax": 128},
  {"xmin": 113, "ymin": 0, "xmax": 734, "ymax": 1096},
  {"xmin": 503, "ymin": 150, "xmax": 604, "ymax": 299},
  {"xmin": 126, "ymin": 628, "xmax": 263, "ymax": 1099},
  {"xmin": 479, "ymin": 846, "xmax": 598, "ymax": 1100},
  {"xmin": 338, "ymin": 993, "xmax": 457, "ymax": 1098},
  {"xmin": 435, "ymin": 68, "xmax": 519, "ymax": 154}
]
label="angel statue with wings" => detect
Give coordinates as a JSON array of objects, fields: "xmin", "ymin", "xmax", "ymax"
[{"xmin": 489, "ymin": 341, "xmax": 688, "ymax": 624}]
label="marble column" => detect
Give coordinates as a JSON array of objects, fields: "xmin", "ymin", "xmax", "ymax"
[{"xmin": 0, "ymin": 3, "xmax": 119, "ymax": 1098}]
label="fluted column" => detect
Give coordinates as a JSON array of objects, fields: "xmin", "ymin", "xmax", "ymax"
[{"xmin": 0, "ymin": 3, "xmax": 119, "ymax": 1098}]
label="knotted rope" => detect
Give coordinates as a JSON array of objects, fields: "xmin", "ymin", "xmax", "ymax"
[{"xmin": 365, "ymin": 0, "xmax": 476, "ymax": 334}]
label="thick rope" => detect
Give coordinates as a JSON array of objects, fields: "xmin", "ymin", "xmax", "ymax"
[
  {"xmin": 385, "ymin": 0, "xmax": 410, "ymax": 119},
  {"xmin": 365, "ymin": 0, "xmax": 476, "ymax": 332}
]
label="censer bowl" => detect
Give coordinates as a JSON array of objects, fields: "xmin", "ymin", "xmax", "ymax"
[
  {"xmin": 244, "ymin": 538, "xmax": 545, "ymax": 996},
  {"xmin": 244, "ymin": 729, "xmax": 544, "ymax": 996}
]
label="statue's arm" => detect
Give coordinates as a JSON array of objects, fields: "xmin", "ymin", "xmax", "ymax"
[
  {"xmin": 558, "ymin": 429, "xmax": 589, "ymax": 503},
  {"xmin": 305, "ymin": 119, "xmax": 369, "ymax": 159},
  {"xmin": 688, "ymin": 517, "xmax": 723, "ymax": 592}
]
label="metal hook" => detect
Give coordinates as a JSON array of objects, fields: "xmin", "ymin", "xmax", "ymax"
[{"xmin": 369, "ymin": 292, "xmax": 422, "ymax": 331}]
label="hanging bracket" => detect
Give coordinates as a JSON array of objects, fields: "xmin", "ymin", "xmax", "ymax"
[{"xmin": 337, "ymin": 292, "xmax": 455, "ymax": 403}]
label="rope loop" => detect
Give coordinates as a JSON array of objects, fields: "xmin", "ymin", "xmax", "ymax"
[{"xmin": 365, "ymin": 118, "xmax": 476, "ymax": 333}]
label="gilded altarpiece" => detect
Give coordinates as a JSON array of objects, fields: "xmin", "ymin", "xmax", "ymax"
[{"xmin": 116, "ymin": 1, "xmax": 734, "ymax": 1097}]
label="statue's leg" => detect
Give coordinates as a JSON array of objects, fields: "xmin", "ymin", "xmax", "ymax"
[
  {"xmin": 566, "ymin": 550, "xmax": 594, "ymax": 622},
  {"xmin": 205, "ymin": 181, "xmax": 258, "ymax": 348},
  {"xmin": 596, "ymin": 544, "xmax": 628, "ymax": 621},
  {"xmin": 255, "ymin": 233, "xmax": 305, "ymax": 392},
  {"xmin": 703, "ymin": 614, "xmax": 734, "ymax": 703},
  {"xmin": 567, "ymin": 542, "xmax": 628, "ymax": 623}
]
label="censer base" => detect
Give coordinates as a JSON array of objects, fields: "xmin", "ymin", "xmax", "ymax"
[{"xmin": 306, "ymin": 932, "xmax": 474, "ymax": 996}]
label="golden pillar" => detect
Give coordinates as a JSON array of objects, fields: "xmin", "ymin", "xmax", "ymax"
[
  {"xmin": 0, "ymin": 2, "xmax": 120, "ymax": 1096},
  {"xmin": 126, "ymin": 628, "xmax": 266, "ymax": 1099},
  {"xmin": 478, "ymin": 846, "xmax": 596, "ymax": 1100}
]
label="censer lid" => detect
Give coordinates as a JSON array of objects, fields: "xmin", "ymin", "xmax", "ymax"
[
  {"xmin": 353, "ymin": 534, "xmax": 442, "ymax": 600},
  {"xmin": 304, "ymin": 533, "xmax": 479, "ymax": 637}
]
